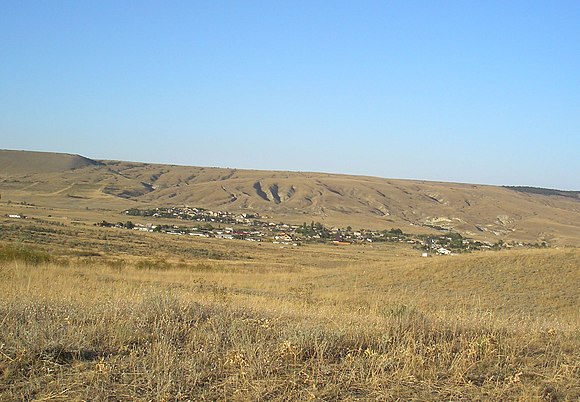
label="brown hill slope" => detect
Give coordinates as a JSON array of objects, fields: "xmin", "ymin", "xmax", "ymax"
[
  {"xmin": 1, "ymin": 150, "xmax": 579, "ymax": 245},
  {"xmin": 0, "ymin": 149, "xmax": 102, "ymax": 174}
]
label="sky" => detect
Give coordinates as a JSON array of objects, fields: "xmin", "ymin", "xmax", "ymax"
[{"xmin": 1, "ymin": 1, "xmax": 579, "ymax": 190}]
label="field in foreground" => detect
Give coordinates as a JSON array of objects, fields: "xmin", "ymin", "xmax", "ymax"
[{"xmin": 0, "ymin": 240, "xmax": 578, "ymax": 401}]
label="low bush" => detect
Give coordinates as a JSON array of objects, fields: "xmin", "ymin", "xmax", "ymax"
[{"xmin": 0, "ymin": 243, "xmax": 54, "ymax": 265}]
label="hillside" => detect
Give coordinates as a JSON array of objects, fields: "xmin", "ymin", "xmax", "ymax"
[
  {"xmin": 1, "ymin": 149, "xmax": 579, "ymax": 245},
  {"xmin": 505, "ymin": 186, "xmax": 580, "ymax": 200},
  {"xmin": 0, "ymin": 149, "xmax": 102, "ymax": 174},
  {"xmin": 2, "ymin": 241, "xmax": 578, "ymax": 401}
]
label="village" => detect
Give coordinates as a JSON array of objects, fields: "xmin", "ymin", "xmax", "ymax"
[{"xmin": 90, "ymin": 206, "xmax": 544, "ymax": 255}]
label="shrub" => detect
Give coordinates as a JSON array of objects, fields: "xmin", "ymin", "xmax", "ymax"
[
  {"xmin": 0, "ymin": 244, "xmax": 54, "ymax": 265},
  {"xmin": 135, "ymin": 259, "xmax": 172, "ymax": 271}
]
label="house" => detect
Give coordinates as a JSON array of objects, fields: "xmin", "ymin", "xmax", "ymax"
[{"xmin": 437, "ymin": 247, "xmax": 451, "ymax": 255}]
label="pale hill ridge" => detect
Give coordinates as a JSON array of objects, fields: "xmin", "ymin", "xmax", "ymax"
[
  {"xmin": 1, "ymin": 149, "xmax": 579, "ymax": 245},
  {"xmin": 0, "ymin": 149, "xmax": 102, "ymax": 175}
]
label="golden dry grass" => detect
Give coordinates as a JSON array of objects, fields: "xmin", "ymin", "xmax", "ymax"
[{"xmin": 0, "ymin": 240, "xmax": 578, "ymax": 401}]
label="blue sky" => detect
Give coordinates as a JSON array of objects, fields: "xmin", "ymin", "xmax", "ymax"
[{"xmin": 1, "ymin": 1, "xmax": 579, "ymax": 189}]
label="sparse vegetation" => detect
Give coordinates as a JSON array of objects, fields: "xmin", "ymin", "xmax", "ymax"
[
  {"xmin": 0, "ymin": 239, "xmax": 578, "ymax": 400},
  {"xmin": 505, "ymin": 186, "xmax": 580, "ymax": 200},
  {"xmin": 0, "ymin": 243, "xmax": 55, "ymax": 265}
]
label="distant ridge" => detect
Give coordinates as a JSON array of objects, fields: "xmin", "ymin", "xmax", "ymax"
[
  {"xmin": 0, "ymin": 150, "xmax": 102, "ymax": 174},
  {"xmin": 1, "ymin": 149, "xmax": 579, "ymax": 245},
  {"xmin": 505, "ymin": 186, "xmax": 580, "ymax": 200}
]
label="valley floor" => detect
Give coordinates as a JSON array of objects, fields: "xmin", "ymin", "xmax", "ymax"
[{"xmin": 0, "ymin": 207, "xmax": 578, "ymax": 400}]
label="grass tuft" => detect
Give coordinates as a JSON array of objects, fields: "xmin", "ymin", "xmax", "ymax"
[{"xmin": 0, "ymin": 244, "xmax": 54, "ymax": 265}]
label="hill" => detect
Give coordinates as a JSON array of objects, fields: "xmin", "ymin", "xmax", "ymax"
[
  {"xmin": 1, "ymin": 149, "xmax": 579, "ymax": 245},
  {"xmin": 0, "ymin": 149, "xmax": 102, "ymax": 174},
  {"xmin": 505, "ymin": 186, "xmax": 580, "ymax": 200}
]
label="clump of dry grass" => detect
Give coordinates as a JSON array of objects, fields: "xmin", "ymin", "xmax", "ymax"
[
  {"xmin": 0, "ymin": 246, "xmax": 578, "ymax": 400},
  {"xmin": 0, "ymin": 243, "xmax": 55, "ymax": 265}
]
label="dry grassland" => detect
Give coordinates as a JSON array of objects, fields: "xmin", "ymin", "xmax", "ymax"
[{"xmin": 0, "ymin": 235, "xmax": 578, "ymax": 400}]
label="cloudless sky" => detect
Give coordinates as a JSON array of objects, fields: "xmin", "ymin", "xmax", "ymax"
[{"xmin": 1, "ymin": 1, "xmax": 579, "ymax": 189}]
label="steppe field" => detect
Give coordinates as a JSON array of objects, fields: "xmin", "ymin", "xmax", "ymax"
[
  {"xmin": 3, "ymin": 0, "xmax": 580, "ymax": 399},
  {"xmin": 0, "ymin": 201, "xmax": 578, "ymax": 401}
]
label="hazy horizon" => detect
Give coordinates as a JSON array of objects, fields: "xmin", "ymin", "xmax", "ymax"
[{"xmin": 2, "ymin": 2, "xmax": 579, "ymax": 190}]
